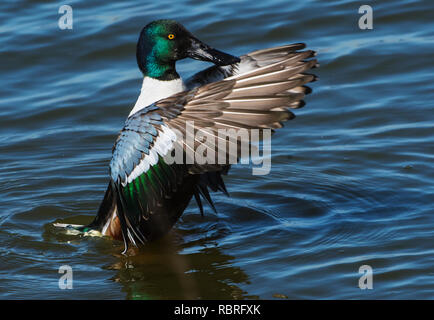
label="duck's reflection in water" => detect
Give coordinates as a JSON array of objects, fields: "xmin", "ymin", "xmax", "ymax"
[{"xmin": 105, "ymin": 231, "xmax": 255, "ymax": 300}]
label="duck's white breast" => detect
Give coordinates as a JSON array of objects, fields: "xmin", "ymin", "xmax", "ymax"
[{"xmin": 129, "ymin": 77, "xmax": 185, "ymax": 117}]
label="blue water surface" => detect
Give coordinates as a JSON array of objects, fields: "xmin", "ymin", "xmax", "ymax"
[{"xmin": 0, "ymin": 0, "xmax": 433, "ymax": 299}]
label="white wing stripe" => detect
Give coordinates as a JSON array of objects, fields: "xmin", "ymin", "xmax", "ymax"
[{"xmin": 124, "ymin": 125, "xmax": 177, "ymax": 185}]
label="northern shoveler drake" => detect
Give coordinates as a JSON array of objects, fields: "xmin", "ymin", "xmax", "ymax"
[{"xmin": 56, "ymin": 20, "xmax": 318, "ymax": 253}]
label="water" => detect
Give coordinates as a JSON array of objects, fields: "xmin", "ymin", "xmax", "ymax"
[{"xmin": 0, "ymin": 0, "xmax": 433, "ymax": 299}]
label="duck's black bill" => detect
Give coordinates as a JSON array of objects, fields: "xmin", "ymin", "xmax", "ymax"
[{"xmin": 187, "ymin": 37, "xmax": 240, "ymax": 66}]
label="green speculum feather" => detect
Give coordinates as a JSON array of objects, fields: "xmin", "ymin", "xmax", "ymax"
[
  {"xmin": 146, "ymin": 167, "xmax": 158, "ymax": 191},
  {"xmin": 122, "ymin": 157, "xmax": 171, "ymax": 205}
]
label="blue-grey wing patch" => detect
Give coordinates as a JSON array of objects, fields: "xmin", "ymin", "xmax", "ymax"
[{"xmin": 110, "ymin": 105, "xmax": 176, "ymax": 186}]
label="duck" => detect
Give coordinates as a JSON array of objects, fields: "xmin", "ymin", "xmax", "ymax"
[{"xmin": 58, "ymin": 19, "xmax": 318, "ymax": 253}]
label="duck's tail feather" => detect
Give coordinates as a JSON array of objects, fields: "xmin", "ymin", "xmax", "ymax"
[
  {"xmin": 86, "ymin": 179, "xmax": 146, "ymax": 253},
  {"xmin": 193, "ymin": 167, "xmax": 230, "ymax": 216},
  {"xmin": 87, "ymin": 182, "xmax": 116, "ymax": 229}
]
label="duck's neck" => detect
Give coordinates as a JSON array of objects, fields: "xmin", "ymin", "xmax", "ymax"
[
  {"xmin": 129, "ymin": 76, "xmax": 185, "ymax": 117},
  {"xmin": 140, "ymin": 58, "xmax": 180, "ymax": 81},
  {"xmin": 137, "ymin": 40, "xmax": 180, "ymax": 81}
]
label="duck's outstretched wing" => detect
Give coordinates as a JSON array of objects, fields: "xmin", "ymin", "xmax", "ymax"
[
  {"xmin": 96, "ymin": 43, "xmax": 318, "ymax": 251},
  {"xmin": 185, "ymin": 43, "xmax": 315, "ymax": 90}
]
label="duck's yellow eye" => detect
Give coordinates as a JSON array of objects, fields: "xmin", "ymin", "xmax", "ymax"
[{"xmin": 168, "ymin": 34, "xmax": 175, "ymax": 40}]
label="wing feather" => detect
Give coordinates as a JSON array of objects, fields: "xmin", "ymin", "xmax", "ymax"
[{"xmin": 106, "ymin": 42, "xmax": 318, "ymax": 249}]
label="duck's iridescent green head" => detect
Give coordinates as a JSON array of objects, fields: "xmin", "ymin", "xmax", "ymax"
[{"xmin": 136, "ymin": 19, "xmax": 240, "ymax": 80}]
